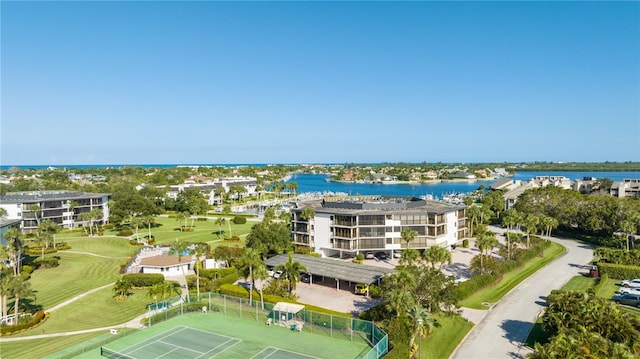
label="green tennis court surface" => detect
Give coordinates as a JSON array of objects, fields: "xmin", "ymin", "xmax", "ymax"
[{"xmin": 93, "ymin": 313, "xmax": 369, "ymax": 359}]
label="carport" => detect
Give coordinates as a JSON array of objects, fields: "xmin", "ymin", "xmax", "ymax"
[{"xmin": 265, "ymin": 254, "xmax": 395, "ymax": 292}]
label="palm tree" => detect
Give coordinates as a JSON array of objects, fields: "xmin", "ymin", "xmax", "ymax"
[
  {"xmin": 29, "ymin": 204, "xmax": 42, "ymax": 227},
  {"xmin": 142, "ymin": 215, "xmax": 155, "ymax": 244},
  {"xmin": 169, "ymin": 239, "xmax": 189, "ymax": 301},
  {"xmin": 0, "ymin": 208, "xmax": 8, "ymax": 217},
  {"xmin": 237, "ymin": 248, "xmax": 264, "ymax": 304},
  {"xmin": 3, "ymin": 228, "xmax": 23, "ymax": 276},
  {"xmin": 8, "ymin": 276, "xmax": 32, "ymax": 319},
  {"xmin": 176, "ymin": 212, "xmax": 186, "ymax": 232},
  {"xmin": 252, "ymin": 260, "xmax": 269, "ymax": 310},
  {"xmin": 399, "ymin": 248, "xmax": 421, "ymax": 267},
  {"xmin": 476, "ymin": 231, "xmax": 499, "ymax": 273},
  {"xmin": 89, "ymin": 208, "xmax": 103, "ymax": 235},
  {"xmin": 113, "ymin": 278, "xmax": 132, "ymax": 300},
  {"xmin": 274, "ymin": 253, "xmax": 307, "ymax": 293},
  {"xmin": 67, "ymin": 200, "xmax": 78, "ymax": 229},
  {"xmin": 423, "ymin": 245, "xmax": 452, "ymax": 269},
  {"xmin": 401, "ymin": 228, "xmax": 418, "ymax": 249},
  {"xmin": 385, "ymin": 286, "xmax": 415, "ymax": 318},
  {"xmin": 522, "ymin": 214, "xmax": 540, "ymax": 248},
  {"xmin": 214, "ymin": 217, "xmax": 225, "ymax": 237},
  {"xmin": 36, "ymin": 220, "xmax": 59, "ymax": 258},
  {"xmin": 0, "ymin": 275, "xmax": 11, "ymax": 319},
  {"xmin": 407, "ymin": 305, "xmax": 435, "ymax": 356},
  {"xmin": 147, "ymin": 282, "xmax": 175, "ymax": 311},
  {"xmin": 130, "ymin": 216, "xmax": 143, "ymax": 240},
  {"xmin": 501, "ymin": 208, "xmax": 519, "ymax": 260},
  {"xmin": 189, "ymin": 242, "xmax": 209, "ymax": 299}
]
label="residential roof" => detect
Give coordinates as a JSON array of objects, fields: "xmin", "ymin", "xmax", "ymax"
[
  {"xmin": 0, "ymin": 218, "xmax": 22, "ymax": 229},
  {"xmin": 490, "ymin": 177, "xmax": 513, "ymax": 190},
  {"xmin": 272, "ymin": 302, "xmax": 305, "ymax": 314},
  {"xmin": 293, "ymin": 196, "xmax": 464, "ymax": 215},
  {"xmin": 265, "ymin": 254, "xmax": 394, "ymax": 285},
  {"xmin": 139, "ymin": 255, "xmax": 192, "ymax": 267},
  {"xmin": 0, "ymin": 191, "xmax": 110, "ymax": 204}
]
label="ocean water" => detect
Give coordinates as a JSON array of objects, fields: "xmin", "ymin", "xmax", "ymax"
[{"xmin": 286, "ymin": 172, "xmax": 640, "ymax": 199}]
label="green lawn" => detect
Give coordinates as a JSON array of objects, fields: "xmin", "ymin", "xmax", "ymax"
[
  {"xmin": 421, "ymin": 314, "xmax": 474, "ymax": 359},
  {"xmin": 14, "ymin": 288, "xmax": 149, "ymax": 336},
  {"xmin": 0, "ymin": 332, "xmax": 106, "ymax": 359},
  {"xmin": 28, "ymin": 252, "xmax": 123, "ymax": 309},
  {"xmin": 460, "ymin": 242, "xmax": 566, "ymax": 309},
  {"xmin": 561, "ymin": 275, "xmax": 596, "ymax": 292}
]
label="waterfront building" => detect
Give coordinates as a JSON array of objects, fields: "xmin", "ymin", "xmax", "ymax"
[
  {"xmin": 0, "ymin": 191, "xmax": 110, "ymax": 233},
  {"xmin": 290, "ymin": 196, "xmax": 466, "ymax": 258},
  {"xmin": 161, "ymin": 176, "xmax": 258, "ymax": 205},
  {"xmin": 610, "ymin": 179, "xmax": 640, "ymax": 198}
]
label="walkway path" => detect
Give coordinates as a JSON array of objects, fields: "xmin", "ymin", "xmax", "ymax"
[{"xmin": 451, "ymin": 226, "xmax": 594, "ymax": 359}]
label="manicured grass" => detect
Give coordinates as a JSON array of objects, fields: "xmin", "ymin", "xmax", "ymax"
[
  {"xmin": 58, "ymin": 236, "xmax": 138, "ymax": 258},
  {"xmin": 0, "ymin": 332, "xmax": 104, "ymax": 359},
  {"xmin": 28, "ymin": 252, "xmax": 123, "ymax": 309},
  {"xmin": 524, "ymin": 317, "xmax": 549, "ymax": 348},
  {"xmin": 14, "ymin": 288, "xmax": 149, "ymax": 337},
  {"xmin": 421, "ymin": 314, "xmax": 474, "ymax": 359},
  {"xmin": 127, "ymin": 215, "xmax": 255, "ymax": 246},
  {"xmin": 460, "ymin": 242, "xmax": 566, "ymax": 309},
  {"xmin": 561, "ymin": 275, "xmax": 596, "ymax": 292}
]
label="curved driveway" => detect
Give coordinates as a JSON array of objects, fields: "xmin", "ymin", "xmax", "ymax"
[{"xmin": 452, "ymin": 227, "xmax": 594, "ymax": 359}]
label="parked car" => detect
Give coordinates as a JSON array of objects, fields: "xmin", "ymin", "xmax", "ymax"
[
  {"xmin": 612, "ymin": 293, "xmax": 640, "ymax": 307},
  {"xmin": 273, "ymin": 270, "xmax": 284, "ymax": 279},
  {"xmin": 355, "ymin": 283, "xmax": 369, "ymax": 295},
  {"xmin": 617, "ymin": 287, "xmax": 640, "ymax": 295},
  {"xmin": 621, "ymin": 279, "xmax": 640, "ymax": 288},
  {"xmin": 393, "ymin": 251, "xmax": 402, "ymax": 258},
  {"xmin": 300, "ymin": 272, "xmax": 311, "ymax": 283},
  {"xmin": 375, "ymin": 252, "xmax": 389, "ymax": 260},
  {"xmin": 365, "ymin": 252, "xmax": 375, "ymax": 259}
]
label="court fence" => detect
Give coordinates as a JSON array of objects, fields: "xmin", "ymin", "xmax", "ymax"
[{"xmin": 46, "ymin": 291, "xmax": 388, "ymax": 359}]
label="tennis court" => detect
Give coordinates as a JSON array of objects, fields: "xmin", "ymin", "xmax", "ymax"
[
  {"xmin": 101, "ymin": 325, "xmax": 320, "ymax": 359},
  {"xmin": 96, "ymin": 313, "xmax": 366, "ymax": 359}
]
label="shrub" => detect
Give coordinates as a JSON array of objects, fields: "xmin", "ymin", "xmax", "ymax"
[
  {"xmin": 454, "ymin": 273, "xmax": 500, "ymax": 300},
  {"xmin": 199, "ymin": 267, "xmax": 237, "ymax": 280},
  {"xmin": 224, "ymin": 236, "xmax": 241, "ymax": 242},
  {"xmin": 596, "ymin": 263, "xmax": 640, "ymax": 280},
  {"xmin": 356, "ymin": 253, "xmax": 364, "ymax": 261},
  {"xmin": 21, "ymin": 265, "xmax": 34, "ymax": 275},
  {"xmin": 232, "ymin": 216, "xmax": 247, "ymax": 224},
  {"xmin": 128, "ymin": 239, "xmax": 144, "ymax": 246},
  {"xmin": 122, "ymin": 273, "xmax": 165, "ymax": 287},
  {"xmin": 462, "ymin": 239, "xmax": 469, "ymax": 248},
  {"xmin": 27, "ymin": 247, "xmax": 59, "ymax": 256},
  {"xmin": 196, "ymin": 217, "xmax": 208, "ymax": 221},
  {"xmin": 33, "ymin": 257, "xmax": 60, "ymax": 268},
  {"xmin": 211, "ymin": 271, "xmax": 239, "ymax": 291},
  {"xmin": 117, "ymin": 229, "xmax": 134, "ymax": 237},
  {"xmin": 0, "ymin": 311, "xmax": 48, "ymax": 336}
]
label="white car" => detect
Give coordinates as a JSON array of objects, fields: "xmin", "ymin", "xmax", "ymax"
[
  {"xmin": 273, "ymin": 270, "xmax": 284, "ymax": 279},
  {"xmin": 617, "ymin": 287, "xmax": 640, "ymax": 295},
  {"xmin": 621, "ymin": 279, "xmax": 640, "ymax": 289}
]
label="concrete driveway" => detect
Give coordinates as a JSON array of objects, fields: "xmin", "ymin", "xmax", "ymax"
[{"xmin": 451, "ymin": 226, "xmax": 594, "ymax": 359}]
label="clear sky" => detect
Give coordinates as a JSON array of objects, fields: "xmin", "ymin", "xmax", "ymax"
[{"xmin": 1, "ymin": 1, "xmax": 639, "ymax": 166}]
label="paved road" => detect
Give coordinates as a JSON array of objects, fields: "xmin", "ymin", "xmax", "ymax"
[{"xmin": 451, "ymin": 226, "xmax": 594, "ymax": 359}]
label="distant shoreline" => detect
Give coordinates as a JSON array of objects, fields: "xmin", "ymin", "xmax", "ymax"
[{"xmin": 326, "ymin": 176, "xmax": 502, "ymax": 185}]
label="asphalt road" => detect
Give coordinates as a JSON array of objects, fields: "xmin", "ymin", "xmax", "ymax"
[{"xmin": 451, "ymin": 226, "xmax": 594, "ymax": 359}]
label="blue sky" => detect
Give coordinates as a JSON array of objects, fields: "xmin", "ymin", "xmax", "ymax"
[{"xmin": 1, "ymin": 1, "xmax": 639, "ymax": 165}]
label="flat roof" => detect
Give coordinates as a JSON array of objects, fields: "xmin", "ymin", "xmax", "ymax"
[
  {"xmin": 0, "ymin": 190, "xmax": 110, "ymax": 204},
  {"xmin": 265, "ymin": 254, "xmax": 394, "ymax": 285}
]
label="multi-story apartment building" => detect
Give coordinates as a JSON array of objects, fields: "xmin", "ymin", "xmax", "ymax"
[
  {"xmin": 290, "ymin": 196, "xmax": 466, "ymax": 258},
  {"xmin": 0, "ymin": 191, "xmax": 110, "ymax": 233}
]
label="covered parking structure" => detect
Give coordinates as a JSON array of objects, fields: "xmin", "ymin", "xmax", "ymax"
[{"xmin": 265, "ymin": 253, "xmax": 395, "ymax": 292}]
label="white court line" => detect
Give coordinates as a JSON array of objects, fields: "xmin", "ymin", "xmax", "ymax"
[
  {"xmin": 250, "ymin": 347, "xmax": 278, "ymax": 359},
  {"xmin": 263, "ymin": 346, "xmax": 322, "ymax": 359},
  {"xmin": 197, "ymin": 338, "xmax": 242, "ymax": 358},
  {"xmin": 181, "ymin": 326, "xmax": 240, "ymax": 341},
  {"xmin": 121, "ymin": 326, "xmax": 189, "ymax": 356},
  {"xmin": 157, "ymin": 339, "xmax": 206, "ymax": 354},
  {"xmin": 155, "ymin": 346, "xmax": 182, "ymax": 359}
]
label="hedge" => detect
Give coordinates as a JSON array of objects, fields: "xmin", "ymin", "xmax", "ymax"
[
  {"xmin": 27, "ymin": 247, "xmax": 59, "ymax": 256},
  {"xmin": 33, "ymin": 257, "xmax": 60, "ymax": 268},
  {"xmin": 454, "ymin": 273, "xmax": 500, "ymax": 300},
  {"xmin": 122, "ymin": 273, "xmax": 165, "ymax": 287},
  {"xmin": 596, "ymin": 262, "xmax": 640, "ymax": 280},
  {"xmin": 232, "ymin": 216, "xmax": 247, "ymax": 224},
  {"xmin": 200, "ymin": 267, "xmax": 237, "ymax": 280},
  {"xmin": 0, "ymin": 311, "xmax": 49, "ymax": 336},
  {"xmin": 211, "ymin": 271, "xmax": 239, "ymax": 290}
]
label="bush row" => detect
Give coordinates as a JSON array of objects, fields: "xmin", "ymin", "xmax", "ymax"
[
  {"xmin": 223, "ymin": 236, "xmax": 241, "ymax": 242},
  {"xmin": 454, "ymin": 273, "xmax": 500, "ymax": 300},
  {"xmin": 594, "ymin": 273, "xmax": 609, "ymax": 295},
  {"xmin": 232, "ymin": 216, "xmax": 247, "ymax": 224},
  {"xmin": 33, "ymin": 257, "xmax": 60, "ymax": 268},
  {"xmin": 199, "ymin": 267, "xmax": 236, "ymax": 280},
  {"xmin": 122, "ymin": 273, "xmax": 165, "ymax": 287},
  {"xmin": 596, "ymin": 263, "xmax": 640, "ymax": 280},
  {"xmin": 0, "ymin": 311, "xmax": 48, "ymax": 336}
]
